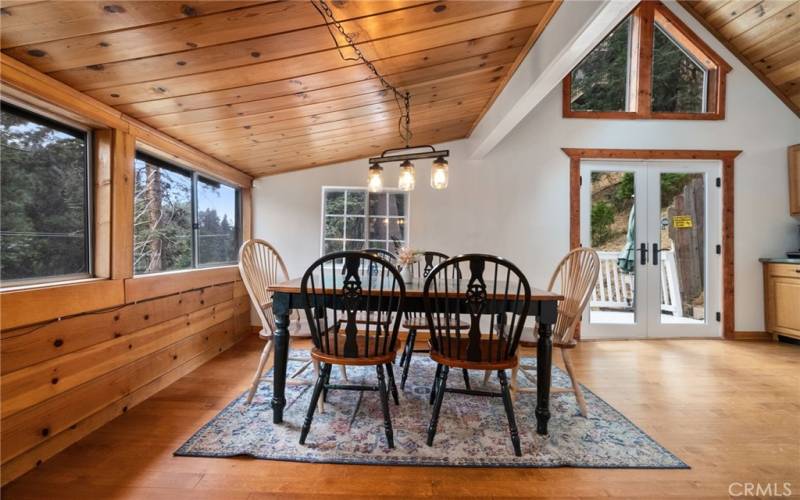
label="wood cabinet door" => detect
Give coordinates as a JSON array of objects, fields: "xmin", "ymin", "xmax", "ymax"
[
  {"xmin": 790, "ymin": 144, "xmax": 800, "ymax": 216},
  {"xmin": 770, "ymin": 276, "xmax": 800, "ymax": 336}
]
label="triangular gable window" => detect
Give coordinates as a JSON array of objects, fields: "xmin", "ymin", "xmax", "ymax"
[{"xmin": 564, "ymin": 1, "xmax": 730, "ymax": 120}]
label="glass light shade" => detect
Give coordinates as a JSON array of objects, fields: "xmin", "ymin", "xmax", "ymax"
[
  {"xmin": 430, "ymin": 156, "xmax": 449, "ymax": 190},
  {"xmin": 397, "ymin": 159, "xmax": 416, "ymax": 191},
  {"xmin": 367, "ymin": 164, "xmax": 384, "ymax": 193}
]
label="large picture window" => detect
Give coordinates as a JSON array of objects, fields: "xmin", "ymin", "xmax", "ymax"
[
  {"xmin": 322, "ymin": 187, "xmax": 408, "ymax": 255},
  {"xmin": 1, "ymin": 102, "xmax": 90, "ymax": 286},
  {"xmin": 134, "ymin": 151, "xmax": 240, "ymax": 275},
  {"xmin": 564, "ymin": 1, "xmax": 730, "ymax": 120}
]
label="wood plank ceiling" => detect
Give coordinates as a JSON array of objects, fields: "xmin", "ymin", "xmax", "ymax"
[
  {"xmin": 680, "ymin": 0, "xmax": 800, "ymax": 117},
  {"xmin": 0, "ymin": 0, "xmax": 559, "ymax": 177}
]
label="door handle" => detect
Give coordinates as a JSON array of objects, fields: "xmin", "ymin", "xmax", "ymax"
[
  {"xmin": 639, "ymin": 243, "xmax": 648, "ymax": 266},
  {"xmin": 652, "ymin": 243, "xmax": 660, "ymax": 266}
]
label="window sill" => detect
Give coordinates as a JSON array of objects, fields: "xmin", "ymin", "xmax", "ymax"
[
  {"xmin": 125, "ymin": 265, "xmax": 241, "ymax": 303},
  {"xmin": 0, "ymin": 275, "xmax": 102, "ymax": 294}
]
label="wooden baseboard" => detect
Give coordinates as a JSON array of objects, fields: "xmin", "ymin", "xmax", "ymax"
[{"xmin": 731, "ymin": 331, "xmax": 773, "ymax": 341}]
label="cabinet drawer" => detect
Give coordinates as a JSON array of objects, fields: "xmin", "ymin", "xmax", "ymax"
[{"xmin": 767, "ymin": 263, "xmax": 800, "ymax": 278}]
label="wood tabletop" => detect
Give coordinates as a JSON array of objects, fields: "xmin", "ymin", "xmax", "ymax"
[{"xmin": 269, "ymin": 276, "xmax": 563, "ymax": 301}]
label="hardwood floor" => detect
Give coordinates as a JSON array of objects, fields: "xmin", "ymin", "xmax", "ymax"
[{"xmin": 2, "ymin": 335, "xmax": 798, "ymax": 499}]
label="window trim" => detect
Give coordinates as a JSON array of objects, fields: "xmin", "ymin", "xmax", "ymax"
[
  {"xmin": 0, "ymin": 99, "xmax": 94, "ymax": 288},
  {"xmin": 563, "ymin": 1, "xmax": 731, "ymax": 121},
  {"xmin": 320, "ymin": 186, "xmax": 411, "ymax": 256},
  {"xmin": 133, "ymin": 149, "xmax": 242, "ymax": 276}
]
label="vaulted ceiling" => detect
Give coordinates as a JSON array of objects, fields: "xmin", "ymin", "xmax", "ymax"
[
  {"xmin": 0, "ymin": 0, "xmax": 559, "ymax": 177},
  {"xmin": 680, "ymin": 0, "xmax": 800, "ymax": 117}
]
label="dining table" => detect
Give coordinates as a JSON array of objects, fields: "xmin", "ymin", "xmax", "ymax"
[{"xmin": 267, "ymin": 276, "xmax": 562, "ymax": 436}]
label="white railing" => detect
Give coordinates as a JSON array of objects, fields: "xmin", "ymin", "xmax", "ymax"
[{"xmin": 591, "ymin": 250, "xmax": 682, "ymax": 317}]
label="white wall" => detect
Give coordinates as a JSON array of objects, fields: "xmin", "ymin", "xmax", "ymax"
[{"xmin": 253, "ymin": 1, "xmax": 800, "ymax": 332}]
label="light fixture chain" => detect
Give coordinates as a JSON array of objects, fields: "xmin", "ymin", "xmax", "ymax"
[{"xmin": 312, "ymin": 0, "xmax": 410, "ymax": 145}]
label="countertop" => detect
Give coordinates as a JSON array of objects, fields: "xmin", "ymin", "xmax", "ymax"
[{"xmin": 759, "ymin": 257, "xmax": 800, "ymax": 264}]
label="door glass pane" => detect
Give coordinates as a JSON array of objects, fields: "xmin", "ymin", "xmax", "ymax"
[
  {"xmin": 197, "ymin": 177, "xmax": 239, "ymax": 266},
  {"xmin": 660, "ymin": 173, "xmax": 705, "ymax": 324},
  {"xmin": 589, "ymin": 171, "xmax": 636, "ymax": 324}
]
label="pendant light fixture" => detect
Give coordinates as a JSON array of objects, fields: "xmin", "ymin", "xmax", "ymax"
[
  {"xmin": 313, "ymin": 0, "xmax": 451, "ymax": 191},
  {"xmin": 431, "ymin": 156, "xmax": 449, "ymax": 190},
  {"xmin": 367, "ymin": 164, "xmax": 384, "ymax": 193}
]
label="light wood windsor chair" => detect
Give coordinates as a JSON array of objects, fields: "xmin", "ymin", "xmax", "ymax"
[
  {"xmin": 507, "ymin": 247, "xmax": 599, "ymax": 416},
  {"xmin": 239, "ymin": 239, "xmax": 344, "ymax": 407}
]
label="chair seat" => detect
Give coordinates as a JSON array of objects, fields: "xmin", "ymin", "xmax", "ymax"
[
  {"xmin": 311, "ymin": 334, "xmax": 399, "ymax": 366},
  {"xmin": 429, "ymin": 339, "xmax": 518, "ymax": 370},
  {"xmin": 518, "ymin": 325, "xmax": 576, "ymax": 349},
  {"xmin": 402, "ymin": 316, "xmax": 469, "ymax": 330}
]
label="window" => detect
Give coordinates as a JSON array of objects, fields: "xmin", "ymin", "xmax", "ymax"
[
  {"xmin": 1, "ymin": 102, "xmax": 90, "ymax": 286},
  {"xmin": 134, "ymin": 151, "xmax": 240, "ymax": 275},
  {"xmin": 570, "ymin": 17, "xmax": 632, "ymax": 113},
  {"xmin": 564, "ymin": 1, "xmax": 730, "ymax": 119},
  {"xmin": 322, "ymin": 187, "xmax": 408, "ymax": 255}
]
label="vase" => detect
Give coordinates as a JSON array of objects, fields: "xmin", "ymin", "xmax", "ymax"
[{"xmin": 400, "ymin": 265, "xmax": 413, "ymax": 284}]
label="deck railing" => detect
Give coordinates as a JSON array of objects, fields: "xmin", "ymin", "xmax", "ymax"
[{"xmin": 591, "ymin": 250, "xmax": 682, "ymax": 317}]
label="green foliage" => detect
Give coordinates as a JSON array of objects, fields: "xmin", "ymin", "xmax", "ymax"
[
  {"xmin": 591, "ymin": 201, "xmax": 615, "ymax": 247},
  {"xmin": 660, "ymin": 173, "xmax": 692, "ymax": 208},
  {"xmin": 1, "ymin": 109, "xmax": 88, "ymax": 282},
  {"xmin": 614, "ymin": 172, "xmax": 634, "ymax": 209},
  {"xmin": 651, "ymin": 25, "xmax": 705, "ymax": 113},
  {"xmin": 570, "ymin": 17, "xmax": 631, "ymax": 112}
]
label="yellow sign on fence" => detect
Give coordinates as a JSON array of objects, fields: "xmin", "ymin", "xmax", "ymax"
[{"xmin": 673, "ymin": 215, "xmax": 693, "ymax": 228}]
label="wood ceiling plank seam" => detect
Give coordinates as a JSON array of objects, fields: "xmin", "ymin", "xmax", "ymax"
[
  {"xmin": 727, "ymin": 1, "xmax": 800, "ymax": 51},
  {"xmin": 201, "ymin": 102, "xmax": 487, "ymax": 152},
  {"xmin": 228, "ymin": 122, "xmax": 474, "ymax": 164},
  {"xmin": 677, "ymin": 0, "xmax": 800, "ymax": 117},
  {"xmin": 717, "ymin": 0, "xmax": 797, "ymax": 40},
  {"xmin": 0, "ymin": 1, "xmax": 267, "ymax": 49},
  {"xmin": 181, "ymin": 99, "xmax": 488, "ymax": 155},
  {"xmin": 5, "ymin": 1, "xmax": 441, "ymax": 73},
  {"xmin": 740, "ymin": 24, "xmax": 800, "ymax": 61},
  {"xmin": 249, "ymin": 129, "xmax": 470, "ymax": 176},
  {"xmin": 155, "ymin": 67, "xmax": 503, "ymax": 134},
  {"xmin": 178, "ymin": 90, "xmax": 494, "ymax": 143},
  {"xmin": 84, "ymin": 23, "xmax": 534, "ymax": 105},
  {"xmin": 218, "ymin": 122, "xmax": 477, "ymax": 161},
  {"xmin": 755, "ymin": 43, "xmax": 800, "ymax": 75},
  {"xmin": 113, "ymin": 30, "xmax": 530, "ymax": 116},
  {"xmin": 767, "ymin": 59, "xmax": 800, "ymax": 86},
  {"xmin": 136, "ymin": 44, "xmax": 519, "ymax": 128},
  {"xmin": 212, "ymin": 105, "xmax": 484, "ymax": 154},
  {"xmin": 705, "ymin": 0, "xmax": 760, "ymax": 30},
  {"xmin": 56, "ymin": 4, "xmax": 546, "ymax": 93},
  {"xmin": 779, "ymin": 75, "xmax": 800, "ymax": 97}
]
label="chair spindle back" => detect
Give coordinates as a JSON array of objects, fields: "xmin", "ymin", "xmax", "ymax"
[
  {"xmin": 423, "ymin": 254, "xmax": 531, "ymax": 363},
  {"xmin": 301, "ymin": 251, "xmax": 405, "ymax": 358},
  {"xmin": 238, "ymin": 239, "xmax": 291, "ymax": 335},
  {"xmin": 549, "ymin": 248, "xmax": 600, "ymax": 345}
]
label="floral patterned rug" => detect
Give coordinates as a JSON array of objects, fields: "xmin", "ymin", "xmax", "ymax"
[{"xmin": 176, "ymin": 352, "xmax": 687, "ymax": 468}]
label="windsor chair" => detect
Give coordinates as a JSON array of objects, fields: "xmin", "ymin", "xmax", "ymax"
[
  {"xmin": 398, "ymin": 251, "xmax": 469, "ymax": 390},
  {"xmin": 510, "ymin": 248, "xmax": 599, "ymax": 416},
  {"xmin": 238, "ymin": 239, "xmax": 320, "ymax": 405},
  {"xmin": 424, "ymin": 254, "xmax": 532, "ymax": 456},
  {"xmin": 299, "ymin": 251, "xmax": 406, "ymax": 449}
]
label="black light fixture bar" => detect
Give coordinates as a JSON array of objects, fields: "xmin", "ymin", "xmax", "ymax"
[{"xmin": 368, "ymin": 146, "xmax": 450, "ymax": 165}]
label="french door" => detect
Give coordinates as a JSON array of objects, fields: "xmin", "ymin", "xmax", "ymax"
[{"xmin": 579, "ymin": 160, "xmax": 722, "ymax": 339}]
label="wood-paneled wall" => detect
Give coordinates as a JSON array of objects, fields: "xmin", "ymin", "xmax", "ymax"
[{"xmin": 0, "ymin": 56, "xmax": 254, "ymax": 485}]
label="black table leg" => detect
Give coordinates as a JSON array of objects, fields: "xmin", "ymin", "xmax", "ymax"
[
  {"xmin": 535, "ymin": 300, "xmax": 557, "ymax": 435},
  {"xmin": 271, "ymin": 293, "xmax": 291, "ymax": 424}
]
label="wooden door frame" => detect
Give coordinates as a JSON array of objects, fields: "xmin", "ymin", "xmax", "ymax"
[{"xmin": 562, "ymin": 148, "xmax": 741, "ymax": 339}]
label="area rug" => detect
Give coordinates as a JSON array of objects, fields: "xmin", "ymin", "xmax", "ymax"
[{"xmin": 175, "ymin": 351, "xmax": 688, "ymax": 468}]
